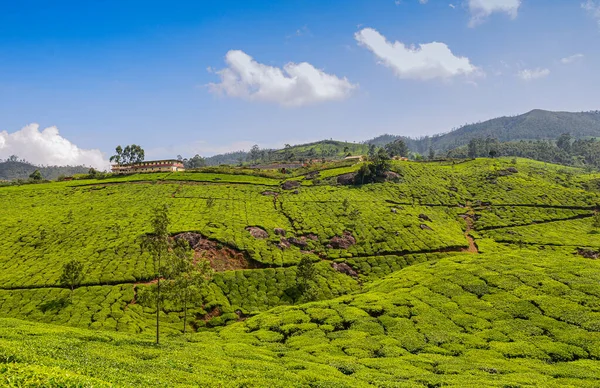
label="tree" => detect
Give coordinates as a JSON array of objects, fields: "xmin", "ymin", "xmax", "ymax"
[
  {"xmin": 185, "ymin": 154, "xmax": 206, "ymax": 169},
  {"xmin": 557, "ymin": 133, "xmax": 572, "ymax": 153},
  {"xmin": 109, "ymin": 145, "xmax": 123, "ymax": 165},
  {"xmin": 248, "ymin": 145, "xmax": 261, "ymax": 164},
  {"xmin": 368, "ymin": 144, "xmax": 377, "ymax": 159},
  {"xmin": 29, "ymin": 170, "xmax": 43, "ymax": 182},
  {"xmin": 428, "ymin": 147, "xmax": 435, "ymax": 161},
  {"xmin": 140, "ymin": 204, "xmax": 171, "ymax": 345},
  {"xmin": 354, "ymin": 149, "xmax": 391, "ymax": 185},
  {"xmin": 59, "ymin": 259, "xmax": 85, "ymax": 302},
  {"xmin": 372, "ymin": 148, "xmax": 391, "ymax": 176},
  {"xmin": 296, "ymin": 257, "xmax": 317, "ymax": 302},
  {"xmin": 163, "ymin": 239, "xmax": 213, "ymax": 334},
  {"xmin": 384, "ymin": 139, "xmax": 409, "ymax": 158},
  {"xmin": 110, "ymin": 144, "xmax": 145, "ymax": 165}
]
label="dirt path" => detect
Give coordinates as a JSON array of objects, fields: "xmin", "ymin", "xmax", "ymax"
[{"xmin": 461, "ymin": 204, "xmax": 479, "ymax": 254}]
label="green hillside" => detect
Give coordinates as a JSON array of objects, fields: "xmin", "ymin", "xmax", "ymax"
[
  {"xmin": 0, "ymin": 159, "xmax": 89, "ymax": 181},
  {"xmin": 0, "ymin": 158, "xmax": 599, "ymax": 386}
]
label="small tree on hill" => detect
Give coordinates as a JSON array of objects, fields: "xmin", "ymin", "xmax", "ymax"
[
  {"xmin": 296, "ymin": 257, "xmax": 318, "ymax": 302},
  {"xmin": 163, "ymin": 239, "xmax": 213, "ymax": 334},
  {"xmin": 140, "ymin": 204, "xmax": 171, "ymax": 345},
  {"xmin": 59, "ymin": 259, "xmax": 85, "ymax": 302},
  {"xmin": 29, "ymin": 170, "xmax": 43, "ymax": 182}
]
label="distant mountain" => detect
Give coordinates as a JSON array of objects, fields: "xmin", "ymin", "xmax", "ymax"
[
  {"xmin": 203, "ymin": 109, "xmax": 600, "ymax": 165},
  {"xmin": 0, "ymin": 159, "xmax": 89, "ymax": 181},
  {"xmin": 367, "ymin": 109, "xmax": 600, "ymax": 154}
]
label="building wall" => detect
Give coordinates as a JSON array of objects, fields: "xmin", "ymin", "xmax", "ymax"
[{"xmin": 111, "ymin": 161, "xmax": 185, "ymax": 174}]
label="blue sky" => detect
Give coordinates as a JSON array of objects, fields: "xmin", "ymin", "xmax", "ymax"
[{"xmin": 0, "ymin": 0, "xmax": 599, "ymax": 168}]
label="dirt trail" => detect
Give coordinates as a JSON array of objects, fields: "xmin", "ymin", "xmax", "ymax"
[{"xmin": 461, "ymin": 204, "xmax": 479, "ymax": 254}]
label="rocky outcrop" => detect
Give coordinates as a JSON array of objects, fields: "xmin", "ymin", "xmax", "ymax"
[
  {"xmin": 330, "ymin": 232, "xmax": 356, "ymax": 249},
  {"xmin": 281, "ymin": 181, "xmax": 300, "ymax": 190},
  {"xmin": 332, "ymin": 262, "xmax": 358, "ymax": 277},
  {"xmin": 337, "ymin": 173, "xmax": 356, "ymax": 185},
  {"xmin": 246, "ymin": 226, "xmax": 268, "ymax": 239}
]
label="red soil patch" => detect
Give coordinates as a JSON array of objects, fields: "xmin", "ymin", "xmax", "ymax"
[{"xmin": 175, "ymin": 232, "xmax": 262, "ymax": 272}]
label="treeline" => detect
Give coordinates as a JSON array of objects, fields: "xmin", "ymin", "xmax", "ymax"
[
  {"xmin": 366, "ymin": 109, "xmax": 600, "ymax": 154},
  {"xmin": 0, "ymin": 156, "xmax": 89, "ymax": 181},
  {"xmin": 447, "ymin": 135, "xmax": 600, "ymax": 169},
  {"xmin": 203, "ymin": 141, "xmax": 368, "ymax": 166}
]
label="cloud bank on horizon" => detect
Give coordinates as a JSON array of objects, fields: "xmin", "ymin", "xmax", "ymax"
[
  {"xmin": 0, "ymin": 124, "xmax": 109, "ymax": 170},
  {"xmin": 208, "ymin": 50, "xmax": 356, "ymax": 107}
]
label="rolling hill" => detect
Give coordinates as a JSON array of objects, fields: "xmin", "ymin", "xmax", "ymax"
[
  {"xmin": 0, "ymin": 159, "xmax": 89, "ymax": 181},
  {"xmin": 0, "ymin": 158, "xmax": 599, "ymax": 385},
  {"xmin": 202, "ymin": 109, "xmax": 600, "ymax": 166}
]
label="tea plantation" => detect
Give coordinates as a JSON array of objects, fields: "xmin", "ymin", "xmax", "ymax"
[{"xmin": 1, "ymin": 157, "xmax": 599, "ymax": 386}]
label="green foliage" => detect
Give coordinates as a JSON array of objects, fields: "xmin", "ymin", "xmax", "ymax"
[
  {"xmin": 1, "ymin": 251, "xmax": 600, "ymax": 386},
  {"xmin": 296, "ymin": 257, "xmax": 317, "ymax": 301},
  {"xmin": 0, "ymin": 157, "xmax": 89, "ymax": 181},
  {"xmin": 110, "ymin": 144, "xmax": 145, "ymax": 165},
  {"xmin": 384, "ymin": 138, "xmax": 409, "ymax": 158},
  {"xmin": 183, "ymin": 154, "xmax": 206, "ymax": 169},
  {"xmin": 369, "ymin": 109, "xmax": 600, "ymax": 155},
  {"xmin": 58, "ymin": 259, "xmax": 85, "ymax": 301},
  {"xmin": 28, "ymin": 170, "xmax": 43, "ymax": 182},
  {"xmin": 163, "ymin": 239, "xmax": 214, "ymax": 333},
  {"xmin": 140, "ymin": 204, "xmax": 171, "ymax": 344},
  {"xmin": 353, "ymin": 149, "xmax": 391, "ymax": 185},
  {"xmin": 593, "ymin": 213, "xmax": 600, "ymax": 230}
]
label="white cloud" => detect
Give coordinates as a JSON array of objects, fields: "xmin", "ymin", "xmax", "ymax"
[
  {"xmin": 561, "ymin": 53, "xmax": 584, "ymax": 64},
  {"xmin": 468, "ymin": 0, "xmax": 521, "ymax": 27},
  {"xmin": 517, "ymin": 68, "xmax": 550, "ymax": 81},
  {"xmin": 0, "ymin": 124, "xmax": 109, "ymax": 170},
  {"xmin": 582, "ymin": 1, "xmax": 600, "ymax": 25},
  {"xmin": 208, "ymin": 50, "xmax": 356, "ymax": 107},
  {"xmin": 354, "ymin": 27, "xmax": 481, "ymax": 81}
]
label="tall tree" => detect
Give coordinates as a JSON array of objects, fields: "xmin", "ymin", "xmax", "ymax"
[
  {"xmin": 185, "ymin": 154, "xmax": 206, "ymax": 169},
  {"xmin": 248, "ymin": 144, "xmax": 261, "ymax": 163},
  {"xmin": 109, "ymin": 146, "xmax": 123, "ymax": 165},
  {"xmin": 384, "ymin": 139, "xmax": 409, "ymax": 158},
  {"xmin": 557, "ymin": 133, "xmax": 572, "ymax": 153},
  {"xmin": 164, "ymin": 239, "xmax": 213, "ymax": 334},
  {"xmin": 59, "ymin": 259, "xmax": 85, "ymax": 302},
  {"xmin": 111, "ymin": 144, "xmax": 145, "ymax": 165},
  {"xmin": 140, "ymin": 204, "xmax": 171, "ymax": 345}
]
